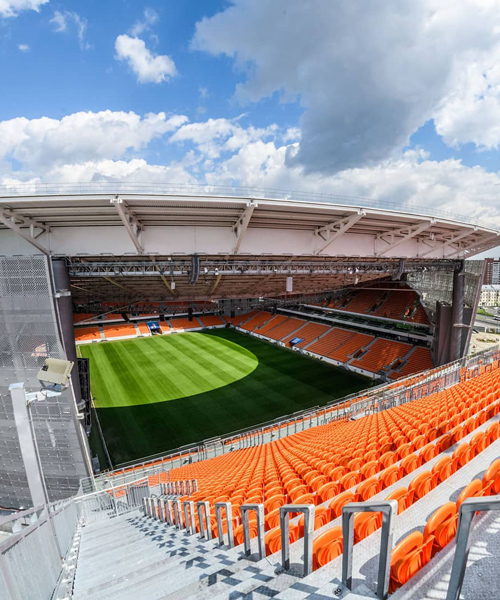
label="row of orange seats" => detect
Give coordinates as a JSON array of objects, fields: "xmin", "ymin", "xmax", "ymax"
[
  {"xmin": 389, "ymin": 455, "xmax": 500, "ymax": 591},
  {"xmin": 162, "ymin": 367, "xmax": 500, "ymax": 540}
]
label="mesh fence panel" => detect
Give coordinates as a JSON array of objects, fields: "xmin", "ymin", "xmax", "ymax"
[{"xmin": 0, "ymin": 255, "xmax": 87, "ymax": 509}]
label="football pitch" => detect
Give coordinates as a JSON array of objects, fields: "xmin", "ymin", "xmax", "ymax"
[{"xmin": 79, "ymin": 328, "xmax": 371, "ymax": 466}]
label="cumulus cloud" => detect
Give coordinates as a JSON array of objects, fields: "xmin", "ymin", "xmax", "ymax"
[
  {"xmin": 43, "ymin": 158, "xmax": 194, "ymax": 185},
  {"xmin": 193, "ymin": 0, "xmax": 500, "ymax": 174},
  {"xmin": 0, "ymin": 110, "xmax": 187, "ymax": 169},
  {"xmin": 2, "ymin": 108, "xmax": 500, "ymax": 236},
  {"xmin": 17, "ymin": 43, "xmax": 30, "ymax": 51},
  {"xmin": 115, "ymin": 34, "xmax": 177, "ymax": 83},
  {"xmin": 0, "ymin": 0, "xmax": 47, "ymax": 17},
  {"xmin": 170, "ymin": 117, "xmax": 277, "ymax": 158},
  {"xmin": 50, "ymin": 10, "xmax": 89, "ymax": 50}
]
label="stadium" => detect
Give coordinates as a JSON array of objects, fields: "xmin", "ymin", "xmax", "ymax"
[{"xmin": 2, "ymin": 183, "xmax": 500, "ymax": 600}]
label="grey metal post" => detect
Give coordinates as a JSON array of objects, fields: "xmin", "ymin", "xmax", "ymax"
[
  {"xmin": 215, "ymin": 502, "xmax": 234, "ymax": 548},
  {"xmin": 173, "ymin": 499, "xmax": 183, "ymax": 529},
  {"xmin": 280, "ymin": 504, "xmax": 314, "ymax": 576},
  {"xmin": 164, "ymin": 499, "xmax": 173, "ymax": 526},
  {"xmin": 192, "ymin": 479, "xmax": 198, "ymax": 492},
  {"xmin": 446, "ymin": 497, "xmax": 500, "ymax": 600},
  {"xmin": 158, "ymin": 498, "xmax": 166, "ymax": 522},
  {"xmin": 183, "ymin": 501, "xmax": 196, "ymax": 535},
  {"xmin": 241, "ymin": 504, "xmax": 265, "ymax": 559},
  {"xmin": 142, "ymin": 497, "xmax": 148, "ymax": 516},
  {"xmin": 450, "ymin": 260, "xmax": 465, "ymax": 362},
  {"xmin": 341, "ymin": 500, "xmax": 397, "ymax": 600},
  {"xmin": 196, "ymin": 501, "xmax": 212, "ymax": 540},
  {"xmin": 9, "ymin": 383, "xmax": 46, "ymax": 508}
]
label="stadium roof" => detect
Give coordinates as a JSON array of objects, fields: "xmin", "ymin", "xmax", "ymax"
[
  {"xmin": 0, "ymin": 184, "xmax": 499, "ymax": 259},
  {"xmin": 0, "ymin": 184, "xmax": 497, "ymax": 300}
]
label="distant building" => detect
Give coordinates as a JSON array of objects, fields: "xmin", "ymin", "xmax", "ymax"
[
  {"xmin": 480, "ymin": 285, "xmax": 500, "ymax": 307},
  {"xmin": 483, "ymin": 258, "xmax": 500, "ymax": 285}
]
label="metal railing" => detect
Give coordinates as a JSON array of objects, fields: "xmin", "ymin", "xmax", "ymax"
[
  {"xmin": 75, "ymin": 476, "xmax": 151, "ymax": 525},
  {"xmin": 0, "ymin": 499, "xmax": 79, "ymax": 600},
  {"xmin": 1, "ymin": 182, "xmax": 499, "ymax": 232},
  {"xmin": 81, "ymin": 343, "xmax": 500, "ymax": 492},
  {"xmin": 446, "ymin": 496, "xmax": 500, "ymax": 600}
]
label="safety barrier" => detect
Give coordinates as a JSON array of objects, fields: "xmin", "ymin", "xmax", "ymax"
[
  {"xmin": 0, "ymin": 500, "xmax": 79, "ymax": 600},
  {"xmin": 76, "ymin": 476, "xmax": 150, "ymax": 525}
]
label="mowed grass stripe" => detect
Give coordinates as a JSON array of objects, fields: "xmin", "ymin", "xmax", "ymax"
[{"xmin": 82, "ymin": 329, "xmax": 371, "ymax": 464}]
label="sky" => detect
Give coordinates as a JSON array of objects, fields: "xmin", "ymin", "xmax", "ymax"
[{"xmin": 2, "ymin": 0, "xmax": 500, "ymax": 256}]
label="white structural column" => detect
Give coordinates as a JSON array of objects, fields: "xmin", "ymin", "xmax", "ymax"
[
  {"xmin": 376, "ymin": 220, "xmax": 434, "ymax": 257},
  {"xmin": 419, "ymin": 228, "xmax": 478, "ymax": 258},
  {"xmin": 233, "ymin": 201, "xmax": 257, "ymax": 254},
  {"xmin": 0, "ymin": 208, "xmax": 49, "ymax": 254},
  {"xmin": 10, "ymin": 383, "xmax": 46, "ymax": 508},
  {"xmin": 110, "ymin": 196, "xmax": 143, "ymax": 254},
  {"xmin": 315, "ymin": 210, "xmax": 365, "ymax": 255}
]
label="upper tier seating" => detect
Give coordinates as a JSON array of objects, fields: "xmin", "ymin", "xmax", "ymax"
[{"xmin": 325, "ymin": 284, "xmax": 430, "ymax": 325}]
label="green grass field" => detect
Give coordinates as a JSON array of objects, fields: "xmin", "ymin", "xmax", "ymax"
[{"xmin": 79, "ymin": 328, "xmax": 371, "ymax": 466}]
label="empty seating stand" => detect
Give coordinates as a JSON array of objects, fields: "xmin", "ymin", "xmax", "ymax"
[
  {"xmin": 102, "ymin": 324, "xmax": 137, "ymax": 339},
  {"xmin": 74, "ymin": 326, "xmax": 101, "ymax": 342},
  {"xmin": 282, "ymin": 322, "xmax": 330, "ymax": 347},
  {"xmin": 351, "ymin": 339, "xmax": 413, "ymax": 374},
  {"xmin": 199, "ymin": 315, "xmax": 225, "ymax": 327},
  {"xmin": 169, "ymin": 317, "xmax": 201, "ymax": 330}
]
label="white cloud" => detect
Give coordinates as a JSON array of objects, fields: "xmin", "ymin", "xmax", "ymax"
[
  {"xmin": 0, "ymin": 110, "xmax": 188, "ymax": 169},
  {"xmin": 130, "ymin": 7, "xmax": 158, "ymax": 37},
  {"xmin": 115, "ymin": 34, "xmax": 177, "ymax": 83},
  {"xmin": 170, "ymin": 117, "xmax": 277, "ymax": 158},
  {"xmin": 42, "ymin": 158, "xmax": 194, "ymax": 185},
  {"xmin": 50, "ymin": 10, "xmax": 89, "ymax": 50},
  {"xmin": 0, "ymin": 0, "xmax": 47, "ymax": 18},
  {"xmin": 193, "ymin": 0, "xmax": 500, "ymax": 174},
  {"xmin": 17, "ymin": 43, "xmax": 30, "ymax": 52}
]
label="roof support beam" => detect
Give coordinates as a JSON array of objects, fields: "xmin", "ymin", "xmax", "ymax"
[
  {"xmin": 210, "ymin": 274, "xmax": 222, "ymax": 296},
  {"xmin": 419, "ymin": 228, "xmax": 477, "ymax": 258},
  {"xmin": 376, "ymin": 220, "xmax": 435, "ymax": 257},
  {"xmin": 315, "ymin": 211, "xmax": 365, "ymax": 255},
  {"xmin": 0, "ymin": 209, "xmax": 49, "ymax": 255},
  {"xmin": 446, "ymin": 232, "xmax": 500, "ymax": 258},
  {"xmin": 102, "ymin": 276, "xmax": 130, "ymax": 292},
  {"xmin": 110, "ymin": 196, "xmax": 144, "ymax": 254},
  {"xmin": 233, "ymin": 201, "xmax": 257, "ymax": 254}
]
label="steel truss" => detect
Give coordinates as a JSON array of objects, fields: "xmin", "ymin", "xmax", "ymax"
[{"xmin": 68, "ymin": 258, "xmax": 462, "ymax": 278}]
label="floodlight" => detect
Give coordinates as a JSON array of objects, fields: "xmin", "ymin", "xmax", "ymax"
[{"xmin": 37, "ymin": 358, "xmax": 74, "ymax": 392}]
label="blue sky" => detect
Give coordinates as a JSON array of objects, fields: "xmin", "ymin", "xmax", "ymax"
[{"xmin": 1, "ymin": 0, "xmax": 500, "ymax": 253}]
